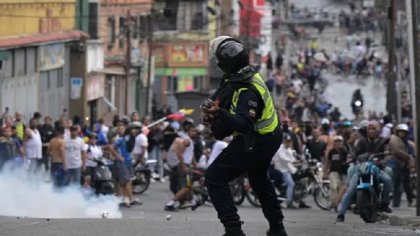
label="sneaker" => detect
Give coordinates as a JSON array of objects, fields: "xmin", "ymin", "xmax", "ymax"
[
  {"xmin": 286, "ymin": 203, "xmax": 297, "ymax": 209},
  {"xmin": 164, "ymin": 205, "xmax": 177, "ymax": 212},
  {"xmin": 178, "ymin": 201, "xmax": 193, "ymax": 209},
  {"xmin": 191, "ymin": 201, "xmax": 201, "ymax": 211},
  {"xmin": 130, "ymin": 199, "xmax": 143, "ymax": 206},
  {"xmin": 336, "ymin": 214, "xmax": 344, "ymax": 222},
  {"xmin": 152, "ymin": 172, "xmax": 160, "ymax": 179},
  {"xmin": 298, "ymin": 202, "xmax": 311, "ymax": 209},
  {"xmin": 381, "ymin": 205, "xmax": 393, "ymax": 213}
]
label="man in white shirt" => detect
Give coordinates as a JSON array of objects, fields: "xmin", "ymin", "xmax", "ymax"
[
  {"xmin": 131, "ymin": 122, "xmax": 148, "ymax": 164},
  {"xmin": 207, "ymin": 136, "xmax": 230, "ymax": 168},
  {"xmin": 64, "ymin": 125, "xmax": 87, "ymax": 186},
  {"xmin": 25, "ymin": 118, "xmax": 43, "ymax": 172},
  {"xmin": 271, "ymin": 134, "xmax": 297, "ymax": 209}
]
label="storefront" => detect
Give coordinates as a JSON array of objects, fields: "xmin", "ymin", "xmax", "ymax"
[{"xmin": 152, "ymin": 42, "xmax": 209, "ymax": 110}]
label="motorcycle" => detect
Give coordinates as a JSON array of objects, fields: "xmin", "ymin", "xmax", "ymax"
[
  {"xmin": 190, "ymin": 169, "xmax": 245, "ymax": 206},
  {"xmin": 230, "ymin": 175, "xmax": 246, "ymax": 206},
  {"xmin": 246, "ymin": 151, "xmax": 330, "ymax": 210},
  {"xmin": 91, "ymin": 157, "xmax": 115, "ymax": 195},
  {"xmin": 191, "ymin": 168, "xmax": 210, "ymax": 205},
  {"xmin": 356, "ymin": 153, "xmax": 385, "ymax": 223},
  {"xmin": 352, "ymin": 99, "xmax": 363, "ymax": 116},
  {"xmin": 132, "ymin": 159, "xmax": 156, "ymax": 194}
]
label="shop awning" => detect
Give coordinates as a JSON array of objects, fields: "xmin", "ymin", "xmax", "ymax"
[
  {"xmin": 0, "ymin": 30, "xmax": 88, "ymax": 49},
  {"xmin": 155, "ymin": 68, "xmax": 208, "ymax": 77},
  {"xmin": 93, "ymin": 67, "xmax": 126, "ymax": 75}
]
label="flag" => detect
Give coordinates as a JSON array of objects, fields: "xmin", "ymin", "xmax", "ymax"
[
  {"xmin": 179, "ymin": 108, "xmax": 194, "ymax": 115},
  {"xmin": 166, "ymin": 112, "xmax": 185, "ymax": 121}
]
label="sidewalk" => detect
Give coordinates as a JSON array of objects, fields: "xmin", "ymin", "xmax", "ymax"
[{"xmin": 385, "ymin": 205, "xmax": 420, "ymax": 228}]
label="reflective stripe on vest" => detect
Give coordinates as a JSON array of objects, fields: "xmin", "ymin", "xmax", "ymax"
[{"xmin": 229, "ymin": 73, "xmax": 278, "ymax": 134}]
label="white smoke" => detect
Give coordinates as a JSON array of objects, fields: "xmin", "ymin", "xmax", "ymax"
[{"xmin": 0, "ymin": 164, "xmax": 122, "ymax": 219}]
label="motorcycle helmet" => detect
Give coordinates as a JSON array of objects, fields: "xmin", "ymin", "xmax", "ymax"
[
  {"xmin": 283, "ymin": 133, "xmax": 292, "ymax": 142},
  {"xmin": 396, "ymin": 123, "xmax": 409, "ymax": 132},
  {"xmin": 129, "ymin": 121, "xmax": 143, "ymax": 129},
  {"xmin": 358, "ymin": 120, "xmax": 369, "ymax": 137},
  {"xmin": 209, "ymin": 36, "xmax": 249, "ymax": 74}
]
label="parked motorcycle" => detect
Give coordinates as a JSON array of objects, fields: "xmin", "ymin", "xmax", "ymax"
[
  {"xmin": 191, "ymin": 168, "xmax": 210, "ymax": 205},
  {"xmin": 230, "ymin": 175, "xmax": 246, "ymax": 206},
  {"xmin": 132, "ymin": 159, "xmax": 156, "ymax": 194},
  {"xmin": 91, "ymin": 158, "xmax": 115, "ymax": 195}
]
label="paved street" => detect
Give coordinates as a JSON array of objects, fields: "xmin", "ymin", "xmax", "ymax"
[{"xmin": 1, "ymin": 182, "xmax": 419, "ymax": 236}]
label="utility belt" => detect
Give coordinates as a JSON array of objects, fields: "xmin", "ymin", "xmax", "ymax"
[{"xmin": 234, "ymin": 128, "xmax": 280, "ymax": 153}]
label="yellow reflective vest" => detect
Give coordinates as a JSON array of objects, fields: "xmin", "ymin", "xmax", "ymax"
[{"xmin": 229, "ymin": 73, "xmax": 278, "ymax": 135}]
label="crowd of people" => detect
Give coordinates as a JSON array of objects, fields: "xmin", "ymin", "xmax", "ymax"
[{"xmin": 0, "ymin": 5, "xmax": 416, "ymax": 229}]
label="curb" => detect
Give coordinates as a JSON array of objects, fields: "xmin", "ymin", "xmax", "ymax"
[{"xmin": 385, "ymin": 214, "xmax": 420, "ymax": 227}]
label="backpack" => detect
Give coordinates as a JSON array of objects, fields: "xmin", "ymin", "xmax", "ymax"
[{"xmin": 125, "ymin": 135, "xmax": 136, "ymax": 153}]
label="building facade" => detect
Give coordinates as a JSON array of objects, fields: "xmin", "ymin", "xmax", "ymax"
[
  {"xmin": 151, "ymin": 0, "xmax": 217, "ymax": 115},
  {"xmin": 0, "ymin": 0, "xmax": 87, "ymax": 121},
  {"xmin": 95, "ymin": 0, "xmax": 153, "ymax": 120}
]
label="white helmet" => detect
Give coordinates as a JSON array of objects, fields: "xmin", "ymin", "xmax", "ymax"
[
  {"xmin": 396, "ymin": 123, "xmax": 409, "ymax": 132},
  {"xmin": 209, "ymin": 36, "xmax": 233, "ymax": 60}
]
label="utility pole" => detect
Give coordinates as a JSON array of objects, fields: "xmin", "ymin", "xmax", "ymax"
[
  {"xmin": 245, "ymin": 0, "xmax": 251, "ymax": 51},
  {"xmin": 386, "ymin": 0, "xmax": 397, "ymax": 120},
  {"xmin": 125, "ymin": 10, "xmax": 131, "ymax": 115},
  {"xmin": 406, "ymin": 0, "xmax": 420, "ymax": 216},
  {"xmin": 145, "ymin": 12, "xmax": 154, "ymax": 116}
]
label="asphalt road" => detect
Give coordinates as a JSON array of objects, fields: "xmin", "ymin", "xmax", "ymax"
[{"xmin": 1, "ymin": 181, "xmax": 419, "ymax": 236}]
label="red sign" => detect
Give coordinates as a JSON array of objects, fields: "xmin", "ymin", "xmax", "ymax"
[
  {"xmin": 167, "ymin": 43, "xmax": 208, "ymax": 67},
  {"xmin": 239, "ymin": 0, "xmax": 264, "ymax": 38}
]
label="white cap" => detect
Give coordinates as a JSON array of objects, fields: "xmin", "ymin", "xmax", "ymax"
[{"xmin": 321, "ymin": 118, "xmax": 330, "ymax": 125}]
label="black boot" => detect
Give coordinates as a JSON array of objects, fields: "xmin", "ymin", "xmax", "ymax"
[
  {"xmin": 267, "ymin": 221, "xmax": 288, "ymax": 236},
  {"xmin": 222, "ymin": 221, "xmax": 246, "ymax": 236}
]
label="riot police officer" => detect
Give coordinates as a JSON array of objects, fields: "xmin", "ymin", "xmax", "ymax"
[{"xmin": 201, "ymin": 36, "xmax": 287, "ymax": 236}]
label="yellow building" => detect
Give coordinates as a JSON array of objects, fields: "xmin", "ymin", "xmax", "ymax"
[
  {"xmin": 0, "ymin": 0, "xmax": 76, "ymax": 38},
  {"xmin": 0, "ymin": 0, "xmax": 88, "ymax": 121}
]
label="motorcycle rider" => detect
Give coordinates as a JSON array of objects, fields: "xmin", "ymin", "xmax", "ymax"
[
  {"xmin": 351, "ymin": 89, "xmax": 364, "ymax": 117},
  {"xmin": 83, "ymin": 133, "xmax": 103, "ymax": 189},
  {"xmin": 389, "ymin": 123, "xmax": 415, "ymax": 207},
  {"xmin": 202, "ymin": 36, "xmax": 286, "ymax": 236},
  {"xmin": 271, "ymin": 134, "xmax": 297, "ymax": 209},
  {"xmin": 336, "ymin": 120, "xmax": 392, "ymax": 222}
]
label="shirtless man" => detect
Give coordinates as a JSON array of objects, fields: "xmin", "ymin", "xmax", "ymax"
[
  {"xmin": 48, "ymin": 127, "xmax": 66, "ymax": 187},
  {"xmin": 164, "ymin": 136, "xmax": 199, "ymax": 211}
]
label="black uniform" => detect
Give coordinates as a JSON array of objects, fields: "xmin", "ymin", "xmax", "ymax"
[{"xmin": 205, "ymin": 68, "xmax": 284, "ymax": 227}]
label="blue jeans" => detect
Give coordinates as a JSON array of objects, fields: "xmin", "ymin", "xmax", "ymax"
[
  {"xmin": 281, "ymin": 172, "xmax": 295, "ymax": 204},
  {"xmin": 338, "ymin": 168, "xmax": 392, "ymax": 215},
  {"xmin": 148, "ymin": 147, "xmax": 161, "ymax": 177},
  {"xmin": 64, "ymin": 168, "xmax": 81, "ymax": 186},
  {"xmin": 268, "ymin": 165, "xmax": 283, "ymax": 190},
  {"xmin": 389, "ymin": 162, "xmax": 403, "ymax": 207}
]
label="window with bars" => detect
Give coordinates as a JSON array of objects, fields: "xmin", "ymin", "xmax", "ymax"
[
  {"xmin": 176, "ymin": 0, "xmax": 208, "ymax": 31},
  {"xmin": 119, "ymin": 17, "xmax": 126, "ymax": 49},
  {"xmin": 107, "ymin": 16, "xmax": 116, "ymax": 47}
]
